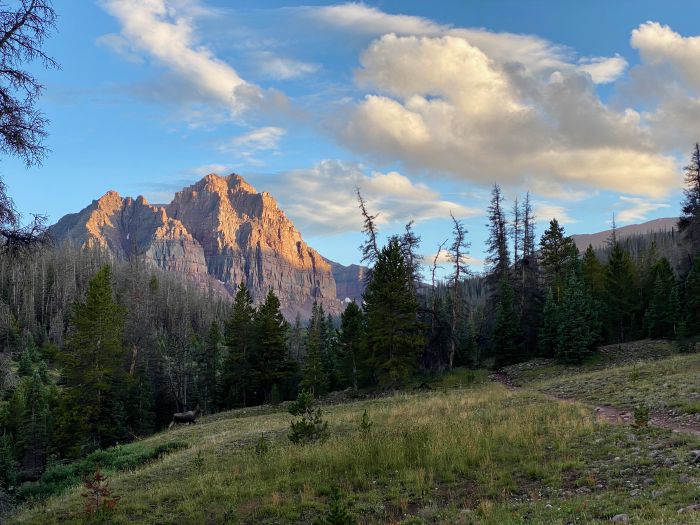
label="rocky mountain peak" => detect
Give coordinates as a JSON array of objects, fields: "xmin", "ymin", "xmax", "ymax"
[{"xmin": 49, "ymin": 173, "xmax": 349, "ymax": 318}]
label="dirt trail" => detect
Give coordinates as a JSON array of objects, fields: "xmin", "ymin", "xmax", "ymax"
[{"xmin": 490, "ymin": 372, "xmax": 700, "ymax": 437}]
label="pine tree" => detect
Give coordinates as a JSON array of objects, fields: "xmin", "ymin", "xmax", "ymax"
[
  {"xmin": 448, "ymin": 213, "xmax": 471, "ymax": 368},
  {"xmin": 219, "ymin": 283, "xmax": 255, "ymax": 408},
  {"xmin": 56, "ymin": 265, "xmax": 126, "ymax": 457},
  {"xmin": 539, "ymin": 219, "xmax": 577, "ymax": 302},
  {"xmin": 363, "ymin": 238, "xmax": 423, "ymax": 387},
  {"xmin": 519, "ymin": 192, "xmax": 540, "ymax": 354},
  {"xmin": 485, "ymin": 183, "xmax": 510, "ymax": 278},
  {"xmin": 17, "ymin": 370, "xmax": 51, "ymax": 477},
  {"xmin": 679, "ymin": 143, "xmax": 700, "ymax": 256},
  {"xmin": 301, "ymin": 302, "xmax": 329, "ymax": 397},
  {"xmin": 253, "ymin": 289, "xmax": 294, "ymax": 403},
  {"xmin": 538, "ymin": 288, "xmax": 559, "ymax": 358},
  {"xmin": 581, "ymin": 245, "xmax": 605, "ymax": 301},
  {"xmin": 492, "ymin": 277, "xmax": 521, "ymax": 366},
  {"xmin": 645, "ymin": 258, "xmax": 677, "ymax": 339},
  {"xmin": 556, "ymin": 273, "xmax": 600, "ymax": 363},
  {"xmin": 604, "ymin": 242, "xmax": 639, "ymax": 342},
  {"xmin": 338, "ymin": 301, "xmax": 365, "ymax": 390},
  {"xmin": 685, "ymin": 255, "xmax": 700, "ymax": 335}
]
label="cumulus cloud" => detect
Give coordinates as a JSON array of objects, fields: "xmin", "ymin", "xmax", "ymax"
[
  {"xmin": 339, "ymin": 31, "xmax": 676, "ymax": 197},
  {"xmin": 533, "ymin": 202, "xmax": 577, "ymax": 225},
  {"xmin": 631, "ymin": 22, "xmax": 700, "ymax": 90},
  {"xmin": 624, "ymin": 22, "xmax": 700, "ymax": 151},
  {"xmin": 616, "ymin": 196, "xmax": 671, "ymax": 224},
  {"xmin": 100, "ymin": 0, "xmax": 270, "ymax": 116},
  {"xmin": 258, "ymin": 160, "xmax": 480, "ymax": 236}
]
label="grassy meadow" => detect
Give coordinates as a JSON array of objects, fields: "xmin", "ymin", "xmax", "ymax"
[{"xmin": 9, "ymin": 355, "xmax": 700, "ymax": 524}]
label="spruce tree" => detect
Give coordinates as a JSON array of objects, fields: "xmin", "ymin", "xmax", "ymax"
[
  {"xmin": 17, "ymin": 370, "xmax": 51, "ymax": 477},
  {"xmin": 538, "ymin": 288, "xmax": 560, "ymax": 358},
  {"xmin": 492, "ymin": 277, "xmax": 521, "ymax": 366},
  {"xmin": 338, "ymin": 301, "xmax": 365, "ymax": 390},
  {"xmin": 363, "ymin": 238, "xmax": 423, "ymax": 387},
  {"xmin": 448, "ymin": 213, "xmax": 471, "ymax": 368},
  {"xmin": 485, "ymin": 183, "xmax": 510, "ymax": 278},
  {"xmin": 220, "ymin": 283, "xmax": 255, "ymax": 408},
  {"xmin": 685, "ymin": 255, "xmax": 700, "ymax": 335},
  {"xmin": 556, "ymin": 273, "xmax": 600, "ymax": 363},
  {"xmin": 301, "ymin": 302, "xmax": 329, "ymax": 397},
  {"xmin": 679, "ymin": 143, "xmax": 700, "ymax": 256},
  {"xmin": 604, "ymin": 242, "xmax": 639, "ymax": 342},
  {"xmin": 581, "ymin": 245, "xmax": 605, "ymax": 301},
  {"xmin": 253, "ymin": 289, "xmax": 294, "ymax": 403},
  {"xmin": 539, "ymin": 219, "xmax": 577, "ymax": 302},
  {"xmin": 56, "ymin": 265, "xmax": 126, "ymax": 457},
  {"xmin": 645, "ymin": 258, "xmax": 677, "ymax": 338}
]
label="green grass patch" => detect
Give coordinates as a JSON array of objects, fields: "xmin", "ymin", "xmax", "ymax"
[{"xmin": 18, "ymin": 440, "xmax": 188, "ymax": 502}]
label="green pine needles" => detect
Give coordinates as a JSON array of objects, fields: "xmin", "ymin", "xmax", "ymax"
[{"xmin": 288, "ymin": 390, "xmax": 329, "ymax": 445}]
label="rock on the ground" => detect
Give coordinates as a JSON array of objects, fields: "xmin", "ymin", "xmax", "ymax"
[{"xmin": 611, "ymin": 514, "xmax": 629, "ymax": 523}]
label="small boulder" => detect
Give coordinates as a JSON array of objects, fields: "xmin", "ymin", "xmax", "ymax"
[{"xmin": 611, "ymin": 514, "xmax": 629, "ymax": 523}]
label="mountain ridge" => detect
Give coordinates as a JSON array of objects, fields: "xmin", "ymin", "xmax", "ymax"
[{"xmin": 49, "ymin": 173, "xmax": 358, "ymax": 319}]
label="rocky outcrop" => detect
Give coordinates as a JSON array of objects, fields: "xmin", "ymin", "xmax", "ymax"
[
  {"xmin": 325, "ymin": 259, "xmax": 366, "ymax": 304},
  {"xmin": 50, "ymin": 173, "xmax": 344, "ymax": 318}
]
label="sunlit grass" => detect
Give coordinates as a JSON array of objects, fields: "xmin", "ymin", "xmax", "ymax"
[{"xmin": 10, "ymin": 370, "xmax": 700, "ymax": 524}]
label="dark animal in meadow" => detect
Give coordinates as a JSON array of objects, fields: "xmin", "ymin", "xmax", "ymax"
[{"xmin": 168, "ymin": 406, "xmax": 201, "ymax": 429}]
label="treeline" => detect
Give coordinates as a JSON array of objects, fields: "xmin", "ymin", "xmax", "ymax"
[{"xmin": 0, "ymin": 246, "xmax": 230, "ymax": 495}]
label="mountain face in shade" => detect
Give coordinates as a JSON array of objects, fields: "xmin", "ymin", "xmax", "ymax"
[{"xmin": 49, "ymin": 174, "xmax": 346, "ymax": 319}]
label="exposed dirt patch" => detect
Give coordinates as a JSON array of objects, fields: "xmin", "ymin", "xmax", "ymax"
[{"xmin": 491, "ymin": 370, "xmax": 700, "ymax": 436}]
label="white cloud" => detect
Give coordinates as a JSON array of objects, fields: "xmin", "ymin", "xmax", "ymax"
[
  {"xmin": 219, "ymin": 127, "xmax": 286, "ymax": 165},
  {"xmin": 340, "ymin": 32, "xmax": 676, "ymax": 198},
  {"xmin": 578, "ymin": 55, "xmax": 628, "ymax": 84},
  {"xmin": 251, "ymin": 51, "xmax": 320, "ymax": 80},
  {"xmin": 533, "ymin": 202, "xmax": 577, "ymax": 225},
  {"xmin": 631, "ymin": 22, "xmax": 700, "ymax": 90},
  {"xmin": 227, "ymin": 127, "xmax": 286, "ymax": 151},
  {"xmin": 616, "ymin": 196, "xmax": 671, "ymax": 224},
  {"xmin": 259, "ymin": 160, "xmax": 480, "ymax": 236},
  {"xmin": 309, "ymin": 3, "xmax": 444, "ymax": 36},
  {"xmin": 100, "ymin": 0, "xmax": 264, "ymax": 116}
]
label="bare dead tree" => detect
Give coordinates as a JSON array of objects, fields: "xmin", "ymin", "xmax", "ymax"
[
  {"xmin": 0, "ymin": 0, "xmax": 57, "ymax": 252},
  {"xmin": 448, "ymin": 212, "xmax": 471, "ymax": 368},
  {"xmin": 511, "ymin": 196, "xmax": 521, "ymax": 265},
  {"xmin": 398, "ymin": 220, "xmax": 422, "ymax": 291},
  {"xmin": 357, "ymin": 188, "xmax": 380, "ymax": 266},
  {"xmin": 431, "ymin": 239, "xmax": 448, "ymax": 298}
]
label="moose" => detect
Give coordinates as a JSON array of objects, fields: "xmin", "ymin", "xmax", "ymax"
[{"xmin": 168, "ymin": 405, "xmax": 201, "ymax": 429}]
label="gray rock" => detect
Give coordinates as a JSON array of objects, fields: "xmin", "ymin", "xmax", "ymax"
[
  {"xmin": 680, "ymin": 474, "xmax": 692, "ymax": 483},
  {"xmin": 611, "ymin": 514, "xmax": 629, "ymax": 523},
  {"xmin": 678, "ymin": 504, "xmax": 700, "ymax": 514},
  {"xmin": 688, "ymin": 450, "xmax": 700, "ymax": 463}
]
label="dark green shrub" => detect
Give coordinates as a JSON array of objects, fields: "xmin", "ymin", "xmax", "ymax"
[{"xmin": 288, "ymin": 390, "xmax": 329, "ymax": 445}]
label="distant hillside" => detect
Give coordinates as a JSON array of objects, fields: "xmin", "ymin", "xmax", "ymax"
[{"xmin": 572, "ymin": 217, "xmax": 678, "ymax": 250}]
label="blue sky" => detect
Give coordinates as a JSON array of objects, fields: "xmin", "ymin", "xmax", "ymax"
[{"xmin": 5, "ymin": 0, "xmax": 700, "ymax": 271}]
